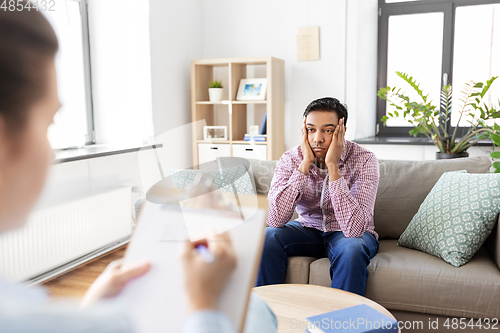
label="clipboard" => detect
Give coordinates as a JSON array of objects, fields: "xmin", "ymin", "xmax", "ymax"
[{"xmin": 116, "ymin": 199, "xmax": 266, "ymax": 333}]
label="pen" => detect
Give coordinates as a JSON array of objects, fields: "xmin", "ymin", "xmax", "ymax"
[{"xmin": 196, "ymin": 244, "xmax": 215, "ymax": 263}]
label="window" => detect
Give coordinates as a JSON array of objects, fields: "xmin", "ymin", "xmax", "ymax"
[
  {"xmin": 452, "ymin": 4, "xmax": 500, "ymax": 127},
  {"xmin": 377, "ymin": 0, "xmax": 500, "ymax": 137},
  {"xmin": 45, "ymin": 0, "xmax": 94, "ymax": 149}
]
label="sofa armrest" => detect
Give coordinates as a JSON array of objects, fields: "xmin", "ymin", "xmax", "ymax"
[{"xmin": 486, "ymin": 214, "xmax": 500, "ymax": 270}]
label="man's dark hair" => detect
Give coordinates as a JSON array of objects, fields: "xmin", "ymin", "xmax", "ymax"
[
  {"xmin": 303, "ymin": 97, "xmax": 348, "ymax": 126},
  {"xmin": 0, "ymin": 1, "xmax": 58, "ymax": 135}
]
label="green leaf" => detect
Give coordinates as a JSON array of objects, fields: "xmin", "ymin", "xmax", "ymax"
[
  {"xmin": 209, "ymin": 80, "xmax": 223, "ymax": 88},
  {"xmin": 493, "ymin": 161, "xmax": 500, "ymax": 170},
  {"xmin": 396, "ymin": 72, "xmax": 428, "ymax": 103},
  {"xmin": 491, "ymin": 133, "xmax": 500, "ymax": 146},
  {"xmin": 494, "ymin": 123, "xmax": 500, "ymax": 132},
  {"xmin": 408, "ymin": 127, "xmax": 421, "ymax": 136},
  {"xmin": 482, "ymin": 76, "xmax": 498, "ymax": 97},
  {"xmin": 491, "ymin": 151, "xmax": 500, "ymax": 159},
  {"xmin": 495, "ymin": 169, "xmax": 500, "ymax": 173}
]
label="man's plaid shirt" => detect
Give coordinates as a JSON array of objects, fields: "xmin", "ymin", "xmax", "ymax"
[{"xmin": 267, "ymin": 140, "xmax": 380, "ymax": 240}]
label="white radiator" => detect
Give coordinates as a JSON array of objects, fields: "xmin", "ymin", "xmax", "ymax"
[{"xmin": 0, "ymin": 187, "xmax": 133, "ymax": 284}]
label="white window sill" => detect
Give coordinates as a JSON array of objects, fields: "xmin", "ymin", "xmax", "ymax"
[{"xmin": 54, "ymin": 144, "xmax": 162, "ymax": 164}]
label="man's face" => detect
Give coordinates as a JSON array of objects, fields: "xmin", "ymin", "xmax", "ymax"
[{"xmin": 305, "ymin": 111, "xmax": 346, "ymax": 158}]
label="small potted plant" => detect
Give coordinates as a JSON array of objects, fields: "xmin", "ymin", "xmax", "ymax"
[
  {"xmin": 208, "ymin": 80, "xmax": 223, "ymax": 102},
  {"xmin": 377, "ymin": 72, "xmax": 500, "ymax": 171}
]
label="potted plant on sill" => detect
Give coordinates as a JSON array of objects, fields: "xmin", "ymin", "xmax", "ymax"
[
  {"xmin": 208, "ymin": 80, "xmax": 223, "ymax": 102},
  {"xmin": 377, "ymin": 72, "xmax": 500, "ymax": 172}
]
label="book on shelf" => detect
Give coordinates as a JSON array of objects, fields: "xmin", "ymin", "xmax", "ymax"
[
  {"xmin": 305, "ymin": 304, "xmax": 398, "ymax": 333},
  {"xmin": 244, "ymin": 134, "xmax": 267, "ymax": 142},
  {"xmin": 259, "ymin": 112, "xmax": 267, "ymax": 135}
]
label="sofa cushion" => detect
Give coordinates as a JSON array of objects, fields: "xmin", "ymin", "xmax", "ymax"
[
  {"xmin": 308, "ymin": 240, "xmax": 500, "ymax": 319},
  {"xmin": 398, "ymin": 170, "xmax": 500, "ymax": 267},
  {"xmin": 375, "ymin": 157, "xmax": 492, "ymax": 240},
  {"xmin": 285, "ymin": 256, "xmax": 317, "ymax": 284}
]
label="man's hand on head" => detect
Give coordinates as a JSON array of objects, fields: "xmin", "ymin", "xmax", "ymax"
[
  {"xmin": 326, "ymin": 117, "xmax": 345, "ymax": 181},
  {"xmin": 298, "ymin": 116, "xmax": 316, "ymax": 175}
]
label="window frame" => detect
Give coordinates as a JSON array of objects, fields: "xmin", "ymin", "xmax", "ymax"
[
  {"xmin": 376, "ymin": 0, "xmax": 500, "ymax": 137},
  {"xmin": 79, "ymin": 0, "xmax": 95, "ymax": 145}
]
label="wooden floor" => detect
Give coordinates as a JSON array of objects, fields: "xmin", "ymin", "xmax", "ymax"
[{"xmin": 43, "ymin": 246, "xmax": 127, "ymax": 299}]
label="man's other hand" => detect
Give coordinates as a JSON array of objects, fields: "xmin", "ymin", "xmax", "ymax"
[
  {"xmin": 326, "ymin": 117, "xmax": 345, "ymax": 181},
  {"xmin": 298, "ymin": 116, "xmax": 315, "ymax": 175}
]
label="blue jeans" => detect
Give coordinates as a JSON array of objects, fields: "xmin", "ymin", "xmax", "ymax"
[{"xmin": 256, "ymin": 221, "xmax": 379, "ymax": 296}]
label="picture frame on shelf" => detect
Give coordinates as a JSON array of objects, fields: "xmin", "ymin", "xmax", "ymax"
[
  {"xmin": 203, "ymin": 126, "xmax": 227, "ymax": 141},
  {"xmin": 249, "ymin": 125, "xmax": 260, "ymax": 136},
  {"xmin": 236, "ymin": 78, "xmax": 267, "ymax": 101}
]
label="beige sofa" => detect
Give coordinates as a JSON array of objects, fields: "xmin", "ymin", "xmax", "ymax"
[{"xmin": 248, "ymin": 156, "xmax": 500, "ymax": 333}]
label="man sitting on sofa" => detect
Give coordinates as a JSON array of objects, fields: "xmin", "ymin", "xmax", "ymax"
[{"xmin": 256, "ymin": 97, "xmax": 380, "ymax": 296}]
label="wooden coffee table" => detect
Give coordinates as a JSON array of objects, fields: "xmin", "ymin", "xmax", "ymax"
[{"xmin": 253, "ymin": 284, "xmax": 399, "ymax": 333}]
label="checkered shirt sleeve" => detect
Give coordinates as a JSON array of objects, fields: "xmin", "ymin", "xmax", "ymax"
[
  {"xmin": 266, "ymin": 152, "xmax": 307, "ymax": 228},
  {"xmin": 329, "ymin": 154, "xmax": 379, "ymax": 238}
]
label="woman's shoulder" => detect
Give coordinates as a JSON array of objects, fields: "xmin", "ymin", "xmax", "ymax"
[{"xmin": 0, "ymin": 276, "xmax": 48, "ymax": 307}]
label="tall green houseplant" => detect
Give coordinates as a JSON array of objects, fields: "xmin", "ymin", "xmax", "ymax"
[{"xmin": 378, "ymin": 72, "xmax": 500, "ymax": 172}]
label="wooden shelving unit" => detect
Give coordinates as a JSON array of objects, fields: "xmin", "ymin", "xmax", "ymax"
[{"xmin": 190, "ymin": 57, "xmax": 285, "ymax": 165}]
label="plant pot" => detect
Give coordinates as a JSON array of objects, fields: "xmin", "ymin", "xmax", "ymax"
[
  {"xmin": 436, "ymin": 152, "xmax": 469, "ymax": 160},
  {"xmin": 208, "ymin": 88, "xmax": 223, "ymax": 102}
]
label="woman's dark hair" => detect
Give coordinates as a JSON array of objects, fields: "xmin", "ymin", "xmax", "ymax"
[
  {"xmin": 0, "ymin": 2, "xmax": 58, "ymax": 133},
  {"xmin": 303, "ymin": 97, "xmax": 348, "ymax": 126}
]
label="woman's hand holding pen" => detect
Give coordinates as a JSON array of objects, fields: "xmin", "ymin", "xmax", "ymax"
[{"xmin": 182, "ymin": 231, "xmax": 237, "ymax": 312}]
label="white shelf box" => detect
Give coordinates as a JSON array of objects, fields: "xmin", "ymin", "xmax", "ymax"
[
  {"xmin": 232, "ymin": 144, "xmax": 267, "ymax": 160},
  {"xmin": 198, "ymin": 143, "xmax": 231, "ymax": 165}
]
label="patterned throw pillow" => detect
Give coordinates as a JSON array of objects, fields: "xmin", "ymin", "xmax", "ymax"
[
  {"xmin": 398, "ymin": 170, "xmax": 500, "ymax": 267},
  {"xmin": 166, "ymin": 164, "xmax": 255, "ymax": 195}
]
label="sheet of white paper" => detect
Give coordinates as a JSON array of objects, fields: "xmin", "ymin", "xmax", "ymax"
[{"xmin": 116, "ymin": 201, "xmax": 265, "ymax": 333}]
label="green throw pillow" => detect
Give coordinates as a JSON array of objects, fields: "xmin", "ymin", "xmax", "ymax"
[
  {"xmin": 166, "ymin": 164, "xmax": 255, "ymax": 195},
  {"xmin": 398, "ymin": 170, "xmax": 500, "ymax": 267}
]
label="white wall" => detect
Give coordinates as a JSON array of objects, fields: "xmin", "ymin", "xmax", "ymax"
[
  {"xmin": 360, "ymin": 144, "xmax": 495, "ymax": 161},
  {"xmin": 202, "ymin": 0, "xmax": 349, "ymax": 150},
  {"xmin": 148, "ymin": 0, "xmax": 378, "ymax": 161},
  {"xmin": 149, "ymin": 0, "xmax": 203, "ymax": 169}
]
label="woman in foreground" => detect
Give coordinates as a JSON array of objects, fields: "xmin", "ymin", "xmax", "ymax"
[{"xmin": 0, "ymin": 5, "xmax": 276, "ymax": 333}]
